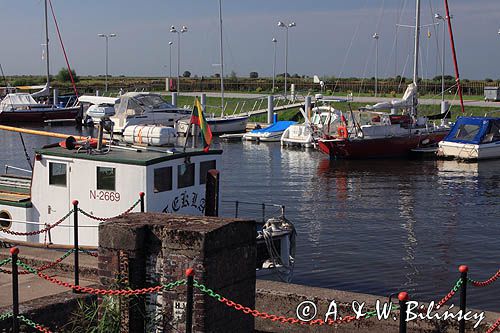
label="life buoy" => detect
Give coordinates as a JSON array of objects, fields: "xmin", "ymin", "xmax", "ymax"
[{"xmin": 337, "ymin": 126, "xmax": 348, "ymax": 139}]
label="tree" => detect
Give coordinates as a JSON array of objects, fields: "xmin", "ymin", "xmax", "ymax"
[
  {"xmin": 183, "ymin": 71, "xmax": 191, "ymax": 78},
  {"xmin": 56, "ymin": 68, "xmax": 79, "ymax": 82},
  {"xmin": 249, "ymin": 72, "xmax": 258, "ymax": 79},
  {"xmin": 229, "ymin": 70, "xmax": 237, "ymax": 79}
]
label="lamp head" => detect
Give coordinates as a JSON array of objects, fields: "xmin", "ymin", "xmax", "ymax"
[
  {"xmin": 109, "ymin": 33, "xmax": 117, "ymax": 38},
  {"xmin": 288, "ymin": 22, "xmax": 296, "ymax": 28},
  {"xmin": 272, "ymin": 38, "xmax": 277, "ymax": 43},
  {"xmin": 169, "ymin": 41, "xmax": 173, "ymax": 45},
  {"xmin": 435, "ymin": 13, "xmax": 443, "ymax": 20},
  {"xmin": 497, "ymin": 29, "xmax": 500, "ymax": 35},
  {"xmin": 181, "ymin": 26, "xmax": 188, "ymax": 32},
  {"xmin": 372, "ymin": 33, "xmax": 379, "ymax": 39},
  {"xmin": 170, "ymin": 26, "xmax": 177, "ymax": 33},
  {"xmin": 277, "ymin": 21, "xmax": 285, "ymax": 27},
  {"xmin": 98, "ymin": 34, "xmax": 106, "ymax": 37}
]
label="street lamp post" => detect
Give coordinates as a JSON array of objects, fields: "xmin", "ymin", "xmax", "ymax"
[
  {"xmin": 278, "ymin": 21, "xmax": 296, "ymax": 100},
  {"xmin": 98, "ymin": 33, "xmax": 117, "ymax": 93},
  {"xmin": 168, "ymin": 41, "xmax": 173, "ymax": 79},
  {"xmin": 272, "ymin": 38, "xmax": 277, "ymax": 93},
  {"xmin": 373, "ymin": 33, "xmax": 379, "ymax": 97},
  {"xmin": 170, "ymin": 25, "xmax": 188, "ymax": 94}
]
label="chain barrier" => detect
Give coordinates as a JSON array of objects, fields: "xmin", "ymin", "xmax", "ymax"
[
  {"xmin": 14, "ymin": 259, "xmax": 186, "ymax": 296},
  {"xmin": 436, "ymin": 278, "xmax": 463, "ymax": 309},
  {"xmin": 17, "ymin": 315, "xmax": 52, "ymax": 333},
  {"xmin": 486, "ymin": 316, "xmax": 500, "ymax": 333},
  {"xmin": 193, "ymin": 280, "xmax": 398, "ymax": 326},
  {"xmin": 0, "ymin": 210, "xmax": 73, "ymax": 236},
  {"xmin": 468, "ymin": 269, "xmax": 500, "ymax": 287},
  {"xmin": 0, "ymin": 250, "xmax": 74, "ymax": 275},
  {"xmin": 0, "ymin": 257, "xmax": 12, "ymax": 267},
  {"xmin": 78, "ymin": 198, "xmax": 141, "ymax": 222},
  {"xmin": 0, "ymin": 311, "xmax": 13, "ymax": 322},
  {"xmin": 79, "ymin": 248, "xmax": 98, "ymax": 258}
]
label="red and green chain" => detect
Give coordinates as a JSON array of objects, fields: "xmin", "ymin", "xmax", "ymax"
[{"xmin": 78, "ymin": 198, "xmax": 141, "ymax": 222}]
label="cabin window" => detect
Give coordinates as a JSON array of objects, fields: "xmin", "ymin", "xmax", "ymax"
[
  {"xmin": 0, "ymin": 211, "xmax": 11, "ymax": 229},
  {"xmin": 49, "ymin": 162, "xmax": 67, "ymax": 187},
  {"xmin": 154, "ymin": 167, "xmax": 173, "ymax": 193},
  {"xmin": 199, "ymin": 160, "xmax": 216, "ymax": 184},
  {"xmin": 454, "ymin": 124, "xmax": 480, "ymax": 141},
  {"xmin": 97, "ymin": 167, "xmax": 116, "ymax": 191},
  {"xmin": 177, "ymin": 163, "xmax": 195, "ymax": 188}
]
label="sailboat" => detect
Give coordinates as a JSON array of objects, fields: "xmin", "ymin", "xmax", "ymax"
[
  {"xmin": 317, "ymin": 0, "xmax": 452, "ymax": 159},
  {"xmin": 0, "ymin": 0, "xmax": 80, "ymax": 123}
]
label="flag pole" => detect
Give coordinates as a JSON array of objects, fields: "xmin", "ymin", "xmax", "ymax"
[{"xmin": 183, "ymin": 98, "xmax": 197, "ymax": 153}]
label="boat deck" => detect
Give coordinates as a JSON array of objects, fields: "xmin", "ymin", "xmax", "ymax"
[{"xmin": 0, "ymin": 174, "xmax": 32, "ymax": 206}]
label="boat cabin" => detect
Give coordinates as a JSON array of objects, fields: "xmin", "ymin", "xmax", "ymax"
[{"xmin": 0, "ymin": 144, "xmax": 222, "ymax": 246}]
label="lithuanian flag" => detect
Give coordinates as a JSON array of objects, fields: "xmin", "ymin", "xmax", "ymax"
[{"xmin": 191, "ymin": 97, "xmax": 213, "ymax": 152}]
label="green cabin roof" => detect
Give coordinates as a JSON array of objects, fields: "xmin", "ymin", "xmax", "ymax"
[{"xmin": 35, "ymin": 146, "xmax": 222, "ymax": 166}]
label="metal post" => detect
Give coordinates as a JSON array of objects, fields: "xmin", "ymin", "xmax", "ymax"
[
  {"xmin": 72, "ymin": 200, "xmax": 79, "ymax": 292},
  {"xmin": 204, "ymin": 170, "xmax": 220, "ymax": 217},
  {"xmin": 53, "ymin": 88, "xmax": 59, "ymax": 107},
  {"xmin": 284, "ymin": 27, "xmax": 288, "ymax": 100},
  {"xmin": 139, "ymin": 192, "xmax": 145, "ymax": 212},
  {"xmin": 185, "ymin": 268, "xmax": 195, "ymax": 333},
  {"xmin": 177, "ymin": 32, "xmax": 181, "ymax": 95},
  {"xmin": 272, "ymin": 38, "xmax": 277, "ymax": 92},
  {"xmin": 11, "ymin": 247, "xmax": 19, "ymax": 333},
  {"xmin": 105, "ymin": 36, "xmax": 109, "ymax": 92},
  {"xmin": 441, "ymin": 17, "xmax": 446, "ymax": 104},
  {"xmin": 235, "ymin": 201, "xmax": 239, "ymax": 218},
  {"xmin": 398, "ymin": 292, "xmax": 409, "ymax": 333},
  {"xmin": 262, "ymin": 203, "xmax": 265, "ymax": 223},
  {"xmin": 373, "ymin": 33, "xmax": 379, "ymax": 97},
  {"xmin": 172, "ymin": 92, "xmax": 178, "ymax": 107},
  {"xmin": 459, "ymin": 265, "xmax": 468, "ymax": 333},
  {"xmin": 267, "ymin": 95, "xmax": 274, "ymax": 124}
]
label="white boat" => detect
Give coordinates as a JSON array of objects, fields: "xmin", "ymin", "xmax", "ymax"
[
  {"xmin": 437, "ymin": 116, "xmax": 500, "ymax": 160},
  {"xmin": 281, "ymin": 97, "xmax": 346, "ymax": 148},
  {"xmin": 243, "ymin": 121, "xmax": 296, "ymax": 142},
  {"xmin": 108, "ymin": 92, "xmax": 191, "ymax": 133},
  {"xmin": 177, "ymin": 114, "xmax": 249, "ymax": 135},
  {"xmin": 0, "ymin": 126, "xmax": 295, "ymax": 279},
  {"xmin": 78, "ymin": 95, "xmax": 119, "ymax": 123}
]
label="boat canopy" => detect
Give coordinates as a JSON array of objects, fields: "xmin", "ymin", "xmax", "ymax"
[
  {"xmin": 0, "ymin": 93, "xmax": 38, "ymax": 111},
  {"xmin": 78, "ymin": 95, "xmax": 119, "ymax": 106},
  {"xmin": 115, "ymin": 92, "xmax": 179, "ymax": 117},
  {"xmin": 251, "ymin": 121, "xmax": 296, "ymax": 133},
  {"xmin": 364, "ymin": 83, "xmax": 416, "ymax": 111},
  {"xmin": 444, "ymin": 117, "xmax": 500, "ymax": 144}
]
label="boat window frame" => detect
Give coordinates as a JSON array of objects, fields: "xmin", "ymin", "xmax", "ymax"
[
  {"xmin": 154, "ymin": 166, "xmax": 173, "ymax": 193},
  {"xmin": 177, "ymin": 162, "xmax": 195, "ymax": 189},
  {"xmin": 0, "ymin": 210, "xmax": 12, "ymax": 229},
  {"xmin": 199, "ymin": 160, "xmax": 217, "ymax": 185},
  {"xmin": 48, "ymin": 162, "xmax": 67, "ymax": 187},
  {"xmin": 96, "ymin": 166, "xmax": 116, "ymax": 191}
]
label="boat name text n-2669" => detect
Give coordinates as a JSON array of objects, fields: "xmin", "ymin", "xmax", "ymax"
[{"xmin": 90, "ymin": 190, "xmax": 121, "ymax": 202}]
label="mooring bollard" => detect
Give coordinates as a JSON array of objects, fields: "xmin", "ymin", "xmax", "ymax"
[
  {"xmin": 398, "ymin": 292, "xmax": 409, "ymax": 333},
  {"xmin": 459, "ymin": 265, "xmax": 469, "ymax": 333},
  {"xmin": 11, "ymin": 247, "xmax": 19, "ymax": 333},
  {"xmin": 72, "ymin": 200, "xmax": 79, "ymax": 292},
  {"xmin": 185, "ymin": 268, "xmax": 195, "ymax": 333},
  {"xmin": 139, "ymin": 192, "xmax": 145, "ymax": 213}
]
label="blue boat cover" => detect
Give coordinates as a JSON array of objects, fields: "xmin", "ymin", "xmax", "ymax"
[
  {"xmin": 251, "ymin": 121, "xmax": 296, "ymax": 133},
  {"xmin": 444, "ymin": 116, "xmax": 498, "ymax": 144}
]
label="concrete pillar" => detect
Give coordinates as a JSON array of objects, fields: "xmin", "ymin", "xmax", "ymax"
[
  {"xmin": 98, "ymin": 213, "xmax": 256, "ymax": 332},
  {"xmin": 95, "ymin": 90, "xmax": 100, "ymax": 96},
  {"xmin": 290, "ymin": 84, "xmax": 295, "ymax": 102},
  {"xmin": 172, "ymin": 92, "xmax": 178, "ymax": 107},
  {"xmin": 166, "ymin": 78, "xmax": 170, "ymax": 92},
  {"xmin": 53, "ymin": 88, "xmax": 59, "ymax": 106},
  {"xmin": 441, "ymin": 100, "xmax": 449, "ymax": 114},
  {"xmin": 201, "ymin": 93, "xmax": 207, "ymax": 112},
  {"xmin": 267, "ymin": 95, "xmax": 274, "ymax": 124},
  {"xmin": 305, "ymin": 96, "xmax": 312, "ymax": 121}
]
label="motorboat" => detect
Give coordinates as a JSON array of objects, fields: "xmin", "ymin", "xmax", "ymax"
[
  {"xmin": 243, "ymin": 121, "xmax": 296, "ymax": 142},
  {"xmin": 94, "ymin": 92, "xmax": 191, "ymax": 133},
  {"xmin": 281, "ymin": 96, "xmax": 346, "ymax": 148},
  {"xmin": 437, "ymin": 116, "xmax": 500, "ymax": 160},
  {"xmin": 78, "ymin": 95, "xmax": 119, "ymax": 124}
]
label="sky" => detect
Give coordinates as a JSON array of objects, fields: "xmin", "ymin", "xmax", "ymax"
[{"xmin": 1, "ymin": 0, "xmax": 499, "ymax": 80}]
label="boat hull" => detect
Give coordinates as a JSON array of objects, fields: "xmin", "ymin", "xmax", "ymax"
[
  {"xmin": 0, "ymin": 107, "xmax": 80, "ymax": 123},
  {"xmin": 437, "ymin": 141, "xmax": 500, "ymax": 160},
  {"xmin": 318, "ymin": 132, "xmax": 447, "ymax": 159}
]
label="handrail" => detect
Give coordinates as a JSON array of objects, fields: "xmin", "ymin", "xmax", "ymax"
[{"xmin": 4, "ymin": 165, "xmax": 32, "ymax": 174}]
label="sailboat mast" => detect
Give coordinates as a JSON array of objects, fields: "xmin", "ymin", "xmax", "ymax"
[
  {"xmin": 412, "ymin": 0, "xmax": 420, "ymax": 86},
  {"xmin": 218, "ymin": 0, "xmax": 225, "ymax": 116},
  {"xmin": 44, "ymin": 0, "xmax": 50, "ymax": 91},
  {"xmin": 411, "ymin": 0, "xmax": 421, "ymax": 116}
]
